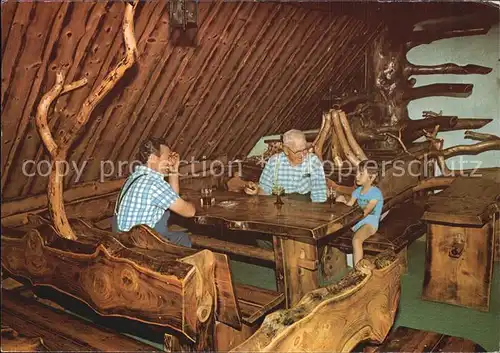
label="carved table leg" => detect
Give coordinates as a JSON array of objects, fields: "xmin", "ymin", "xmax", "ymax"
[
  {"xmin": 274, "ymin": 237, "xmax": 320, "ymax": 307},
  {"xmin": 494, "ymin": 212, "xmax": 499, "ymax": 262},
  {"xmin": 272, "ymin": 236, "xmax": 285, "ymax": 295},
  {"xmin": 320, "ymin": 245, "xmax": 347, "ymax": 281}
]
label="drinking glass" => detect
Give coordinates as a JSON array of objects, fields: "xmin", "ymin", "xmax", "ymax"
[
  {"xmin": 201, "ymin": 188, "xmax": 213, "ymax": 207},
  {"xmin": 328, "ymin": 187, "xmax": 337, "ymax": 207}
]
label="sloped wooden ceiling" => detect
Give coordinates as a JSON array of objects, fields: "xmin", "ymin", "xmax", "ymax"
[{"xmin": 1, "ymin": 1, "xmax": 382, "ymax": 200}]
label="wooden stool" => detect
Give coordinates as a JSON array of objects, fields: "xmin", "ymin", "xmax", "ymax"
[{"xmin": 421, "ymin": 176, "xmax": 498, "ymax": 312}]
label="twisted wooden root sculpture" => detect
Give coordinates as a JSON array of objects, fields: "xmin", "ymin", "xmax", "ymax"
[{"xmin": 35, "ymin": 2, "xmax": 138, "ymax": 240}]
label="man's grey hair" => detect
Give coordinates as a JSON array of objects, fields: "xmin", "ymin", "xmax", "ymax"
[{"xmin": 283, "ymin": 129, "xmax": 307, "ymax": 150}]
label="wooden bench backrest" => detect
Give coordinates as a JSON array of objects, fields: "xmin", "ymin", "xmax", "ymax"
[{"xmin": 231, "ymin": 252, "xmax": 401, "ymax": 352}]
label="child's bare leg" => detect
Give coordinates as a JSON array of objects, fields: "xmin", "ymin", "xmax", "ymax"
[{"xmin": 352, "ymin": 224, "xmax": 376, "ymax": 265}]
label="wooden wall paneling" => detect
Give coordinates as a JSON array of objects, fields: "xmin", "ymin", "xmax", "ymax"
[
  {"xmin": 162, "ymin": 3, "xmax": 248, "ymax": 154},
  {"xmin": 1, "ymin": 1, "xmax": 35, "ymax": 110},
  {"xmin": 1, "ymin": 1, "xmax": 405, "ymax": 200},
  {"xmin": 181, "ymin": 4, "xmax": 267, "ymax": 158},
  {"xmin": 92, "ymin": 8, "xmax": 196, "ymax": 179},
  {"xmin": 197, "ymin": 4, "xmax": 286, "ymax": 159},
  {"xmin": 1, "ymin": 2, "xmax": 62, "ymax": 195},
  {"xmin": 297, "ymin": 28, "xmax": 381, "ymax": 132},
  {"xmin": 0, "ymin": 1, "xmax": 19, "ymax": 57},
  {"xmin": 25, "ymin": 3, "xmax": 120, "ymax": 196},
  {"xmin": 282, "ymin": 20, "xmax": 370, "ymax": 135},
  {"xmin": 282, "ymin": 20, "xmax": 377, "ymax": 134},
  {"xmin": 206, "ymin": 5, "xmax": 298, "ymax": 159},
  {"xmin": 66, "ymin": 1, "xmax": 167, "ymax": 186},
  {"xmin": 218, "ymin": 9, "xmax": 325, "ymax": 157},
  {"xmin": 227, "ymin": 10, "xmax": 334, "ymax": 156},
  {"xmin": 244, "ymin": 16, "xmax": 356, "ymax": 152},
  {"xmin": 84, "ymin": 2, "xmax": 171, "ymax": 181},
  {"xmin": 8, "ymin": 2, "xmax": 109, "ymax": 197},
  {"xmin": 119, "ymin": 1, "xmax": 225, "ymax": 164},
  {"xmin": 169, "ymin": 2, "xmax": 255, "ymax": 155}
]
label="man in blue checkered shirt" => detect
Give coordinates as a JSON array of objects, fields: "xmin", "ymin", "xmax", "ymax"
[
  {"xmin": 244, "ymin": 129, "xmax": 327, "ymax": 202},
  {"xmin": 112, "ymin": 137, "xmax": 196, "ymax": 247}
]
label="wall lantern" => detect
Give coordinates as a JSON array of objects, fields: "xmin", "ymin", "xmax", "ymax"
[{"xmin": 169, "ymin": 0, "xmax": 198, "ymax": 31}]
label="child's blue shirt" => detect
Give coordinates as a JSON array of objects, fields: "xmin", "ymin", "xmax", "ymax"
[{"xmin": 351, "ymin": 186, "xmax": 384, "ymax": 232}]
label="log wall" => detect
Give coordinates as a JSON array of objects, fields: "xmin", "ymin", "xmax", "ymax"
[{"xmin": 1, "ymin": 1, "xmax": 381, "ymax": 201}]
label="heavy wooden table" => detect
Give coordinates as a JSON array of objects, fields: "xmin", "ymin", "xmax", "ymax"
[{"xmin": 182, "ymin": 190, "xmax": 364, "ymax": 307}]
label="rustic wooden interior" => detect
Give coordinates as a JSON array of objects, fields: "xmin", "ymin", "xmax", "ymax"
[{"xmin": 1, "ymin": 0, "xmax": 499, "ymax": 352}]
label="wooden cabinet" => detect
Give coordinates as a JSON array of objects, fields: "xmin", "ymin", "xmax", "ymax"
[
  {"xmin": 421, "ymin": 175, "xmax": 498, "ymax": 312},
  {"xmin": 422, "ymin": 222, "xmax": 494, "ymax": 312}
]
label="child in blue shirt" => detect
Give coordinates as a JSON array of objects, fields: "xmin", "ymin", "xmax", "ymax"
[{"xmin": 336, "ymin": 160, "xmax": 384, "ymax": 266}]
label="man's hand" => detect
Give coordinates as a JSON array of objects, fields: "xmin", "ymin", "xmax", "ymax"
[
  {"xmin": 167, "ymin": 152, "xmax": 180, "ymax": 173},
  {"xmin": 335, "ymin": 195, "xmax": 347, "ymax": 204},
  {"xmin": 244, "ymin": 181, "xmax": 259, "ymax": 195}
]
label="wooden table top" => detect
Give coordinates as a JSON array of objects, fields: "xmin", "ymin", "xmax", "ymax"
[{"xmin": 181, "ymin": 190, "xmax": 363, "ymax": 241}]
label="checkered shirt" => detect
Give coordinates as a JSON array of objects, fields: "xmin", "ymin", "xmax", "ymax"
[
  {"xmin": 259, "ymin": 152, "xmax": 327, "ymax": 202},
  {"xmin": 115, "ymin": 165, "xmax": 179, "ymax": 231}
]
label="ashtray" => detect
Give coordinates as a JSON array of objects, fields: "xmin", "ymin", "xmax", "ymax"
[{"xmin": 218, "ymin": 201, "xmax": 239, "ymax": 208}]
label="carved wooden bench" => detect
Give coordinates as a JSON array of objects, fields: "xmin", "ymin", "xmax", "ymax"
[
  {"xmin": 226, "ymin": 249, "xmax": 487, "ymax": 353},
  {"xmin": 2, "ymin": 217, "xmax": 284, "ymax": 352},
  {"xmin": 366, "ymin": 326, "xmax": 486, "ymax": 352},
  {"xmin": 1, "ymin": 218, "xmax": 226, "ymax": 351},
  {"xmin": 1, "ymin": 288, "xmax": 157, "ymax": 351},
  {"xmin": 230, "ymin": 251, "xmax": 402, "ymax": 352}
]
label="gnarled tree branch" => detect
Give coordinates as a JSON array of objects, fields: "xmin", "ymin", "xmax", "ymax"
[
  {"xmin": 35, "ymin": 2, "xmax": 138, "ymax": 240},
  {"xmin": 56, "ymin": 1, "xmax": 139, "ymax": 156},
  {"xmin": 36, "ymin": 74, "xmax": 88, "ymax": 241},
  {"xmin": 36, "ymin": 73, "xmax": 87, "ymax": 156},
  {"xmin": 419, "ymin": 139, "xmax": 500, "ymax": 161},
  {"xmin": 331, "ymin": 110, "xmax": 361, "ymax": 166},
  {"xmin": 383, "ymin": 129, "xmax": 413, "ymax": 156},
  {"xmin": 339, "ymin": 110, "xmax": 367, "ymax": 161},
  {"xmin": 404, "ymin": 117, "xmax": 492, "ymax": 142},
  {"xmin": 464, "ymin": 130, "xmax": 500, "ymax": 141},
  {"xmin": 312, "ymin": 111, "xmax": 332, "ymax": 161},
  {"xmin": 404, "ymin": 83, "xmax": 473, "ymax": 101},
  {"xmin": 406, "ymin": 27, "xmax": 491, "ymax": 50},
  {"xmin": 404, "ymin": 63, "xmax": 492, "ymax": 76}
]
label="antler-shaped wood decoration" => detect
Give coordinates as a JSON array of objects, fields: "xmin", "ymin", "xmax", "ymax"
[
  {"xmin": 35, "ymin": 2, "xmax": 139, "ymax": 240},
  {"xmin": 311, "ymin": 111, "xmax": 332, "ymax": 161},
  {"xmin": 418, "ymin": 127, "xmax": 500, "ymax": 176},
  {"xmin": 422, "ymin": 124, "xmax": 451, "ymax": 176}
]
